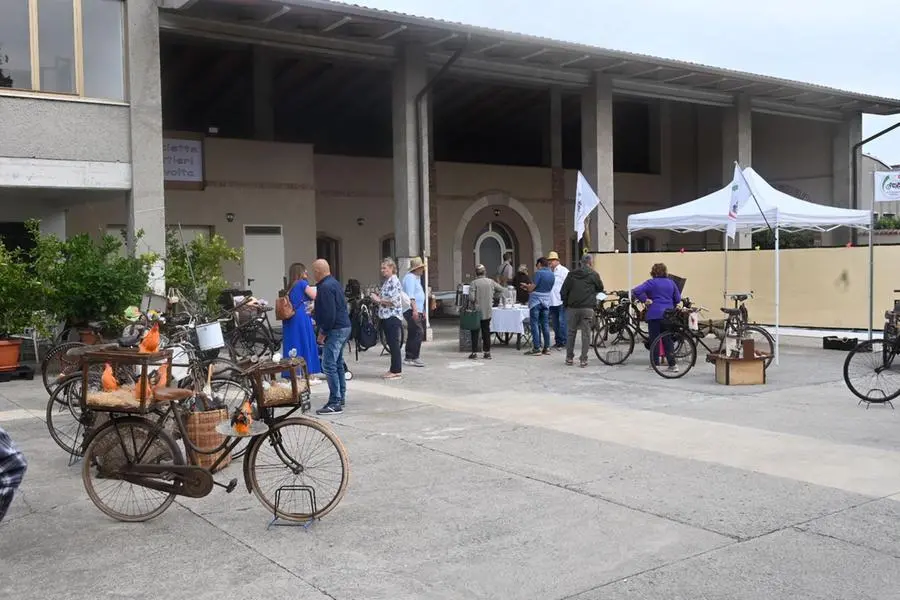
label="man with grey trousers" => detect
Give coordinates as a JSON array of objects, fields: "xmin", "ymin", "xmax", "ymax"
[{"xmin": 560, "ymin": 254, "xmax": 605, "ymax": 367}]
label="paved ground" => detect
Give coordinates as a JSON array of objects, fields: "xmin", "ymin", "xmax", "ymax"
[{"xmin": 2, "ymin": 322, "xmax": 900, "ymax": 599}]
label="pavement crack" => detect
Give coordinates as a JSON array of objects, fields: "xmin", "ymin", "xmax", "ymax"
[
  {"xmin": 793, "ymin": 526, "xmax": 900, "ymax": 560},
  {"xmin": 176, "ymin": 503, "xmax": 339, "ymax": 600}
]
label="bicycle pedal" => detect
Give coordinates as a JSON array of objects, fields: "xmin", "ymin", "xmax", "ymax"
[{"xmin": 214, "ymin": 478, "xmax": 239, "ymax": 493}]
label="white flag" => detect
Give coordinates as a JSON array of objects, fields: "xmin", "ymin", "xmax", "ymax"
[
  {"xmin": 575, "ymin": 171, "xmax": 601, "ymax": 242},
  {"xmin": 726, "ymin": 164, "xmax": 752, "ymax": 241}
]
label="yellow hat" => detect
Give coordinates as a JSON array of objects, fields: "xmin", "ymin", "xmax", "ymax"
[
  {"xmin": 547, "ymin": 251, "xmax": 560, "ymax": 261},
  {"xmin": 409, "ymin": 257, "xmax": 425, "ymax": 271}
]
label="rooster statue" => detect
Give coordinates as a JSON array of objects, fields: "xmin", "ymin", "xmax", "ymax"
[
  {"xmin": 230, "ymin": 399, "xmax": 253, "ymax": 436},
  {"xmin": 101, "ymin": 363, "xmax": 119, "ymax": 392},
  {"xmin": 139, "ymin": 322, "xmax": 161, "ymax": 354}
]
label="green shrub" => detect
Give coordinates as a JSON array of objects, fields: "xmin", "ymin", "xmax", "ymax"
[{"xmin": 165, "ymin": 230, "xmax": 242, "ymax": 317}]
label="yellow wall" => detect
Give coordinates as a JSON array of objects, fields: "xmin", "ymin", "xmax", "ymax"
[{"xmin": 597, "ymin": 246, "xmax": 900, "ymax": 330}]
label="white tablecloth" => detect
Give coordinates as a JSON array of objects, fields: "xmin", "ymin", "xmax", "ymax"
[{"xmin": 491, "ymin": 307, "xmax": 530, "ymax": 334}]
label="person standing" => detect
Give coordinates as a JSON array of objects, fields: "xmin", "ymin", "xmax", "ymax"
[
  {"xmin": 402, "ymin": 257, "xmax": 427, "ymax": 368},
  {"xmin": 369, "ymin": 258, "xmax": 404, "ymax": 379},
  {"xmin": 561, "ymin": 254, "xmax": 605, "ymax": 367},
  {"xmin": 497, "ymin": 252, "xmax": 514, "ymax": 286},
  {"xmin": 632, "ymin": 262, "xmax": 682, "ymax": 373},
  {"xmin": 468, "ymin": 264, "xmax": 506, "ymax": 360},
  {"xmin": 0, "ymin": 425, "xmax": 27, "ymax": 522},
  {"xmin": 311, "ymin": 259, "xmax": 352, "ymax": 414},
  {"xmin": 547, "ymin": 251, "xmax": 569, "ymax": 350},
  {"xmin": 521, "ymin": 257, "xmax": 554, "ymax": 355},
  {"xmin": 282, "ymin": 262, "xmax": 322, "ymax": 378},
  {"xmin": 511, "ymin": 265, "xmax": 532, "ymax": 305}
]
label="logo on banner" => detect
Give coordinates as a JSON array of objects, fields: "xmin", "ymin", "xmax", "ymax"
[{"xmin": 881, "ymin": 174, "xmax": 900, "ymax": 201}]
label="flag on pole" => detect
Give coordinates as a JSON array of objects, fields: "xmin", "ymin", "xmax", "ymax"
[
  {"xmin": 575, "ymin": 171, "xmax": 601, "ymax": 242},
  {"xmin": 726, "ymin": 164, "xmax": 752, "ymax": 241}
]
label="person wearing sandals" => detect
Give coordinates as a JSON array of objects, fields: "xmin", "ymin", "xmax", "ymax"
[
  {"xmin": 632, "ymin": 262, "xmax": 681, "ymax": 373},
  {"xmin": 468, "ymin": 264, "xmax": 506, "ymax": 360},
  {"xmin": 369, "ymin": 258, "xmax": 404, "ymax": 379},
  {"xmin": 561, "ymin": 253, "xmax": 605, "ymax": 367}
]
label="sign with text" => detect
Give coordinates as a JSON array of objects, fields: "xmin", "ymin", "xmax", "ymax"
[
  {"xmin": 873, "ymin": 171, "xmax": 900, "ymax": 203},
  {"xmin": 163, "ymin": 138, "xmax": 204, "ymax": 183}
]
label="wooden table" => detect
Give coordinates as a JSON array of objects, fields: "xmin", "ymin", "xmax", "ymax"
[{"xmin": 713, "ymin": 354, "xmax": 767, "ymax": 386}]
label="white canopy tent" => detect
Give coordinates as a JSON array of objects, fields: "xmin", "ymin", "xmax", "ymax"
[{"xmin": 626, "ymin": 167, "xmax": 873, "ymax": 364}]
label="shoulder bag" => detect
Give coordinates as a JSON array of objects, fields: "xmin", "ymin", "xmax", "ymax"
[{"xmin": 459, "ymin": 283, "xmax": 482, "ymax": 331}]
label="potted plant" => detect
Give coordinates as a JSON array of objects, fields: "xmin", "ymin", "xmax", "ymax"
[
  {"xmin": 0, "ymin": 243, "xmax": 41, "ymax": 370},
  {"xmin": 165, "ymin": 230, "xmax": 242, "ymax": 317},
  {"xmin": 30, "ymin": 223, "xmax": 155, "ymax": 339}
]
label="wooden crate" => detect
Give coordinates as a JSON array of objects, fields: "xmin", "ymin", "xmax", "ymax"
[{"xmin": 714, "ymin": 355, "xmax": 766, "ymax": 386}]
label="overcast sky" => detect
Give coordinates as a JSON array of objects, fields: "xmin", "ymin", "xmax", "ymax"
[{"xmin": 349, "ymin": 0, "xmax": 900, "ymax": 165}]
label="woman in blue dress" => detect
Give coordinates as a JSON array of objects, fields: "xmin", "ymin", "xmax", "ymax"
[{"xmin": 282, "ymin": 263, "xmax": 322, "ymax": 376}]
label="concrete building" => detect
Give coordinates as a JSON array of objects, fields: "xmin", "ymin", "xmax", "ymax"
[{"xmin": 2, "ymin": 0, "xmax": 900, "ymax": 304}]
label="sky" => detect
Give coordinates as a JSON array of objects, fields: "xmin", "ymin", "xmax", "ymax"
[{"xmin": 348, "ymin": 0, "xmax": 900, "ymax": 165}]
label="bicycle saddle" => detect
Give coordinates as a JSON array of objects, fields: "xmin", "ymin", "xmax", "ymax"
[
  {"xmin": 730, "ymin": 294, "xmax": 749, "ymax": 302},
  {"xmin": 720, "ymin": 307, "xmax": 742, "ymax": 315},
  {"xmin": 152, "ymin": 388, "xmax": 194, "ymax": 402}
]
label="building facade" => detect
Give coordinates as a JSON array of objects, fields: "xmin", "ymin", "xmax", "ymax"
[{"xmin": 2, "ymin": 0, "xmax": 899, "ymax": 303}]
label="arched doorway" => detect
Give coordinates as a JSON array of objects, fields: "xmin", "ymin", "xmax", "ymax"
[
  {"xmin": 453, "ymin": 193, "xmax": 543, "ymax": 284},
  {"xmin": 474, "ymin": 222, "xmax": 516, "ymax": 277}
]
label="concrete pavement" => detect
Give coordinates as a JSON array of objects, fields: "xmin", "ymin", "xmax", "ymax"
[{"xmin": 1, "ymin": 323, "xmax": 899, "ymax": 599}]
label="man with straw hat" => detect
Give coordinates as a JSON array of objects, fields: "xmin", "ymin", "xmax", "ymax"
[{"xmin": 402, "ymin": 257, "xmax": 427, "ymax": 367}]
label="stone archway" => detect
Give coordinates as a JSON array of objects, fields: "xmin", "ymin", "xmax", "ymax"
[{"xmin": 453, "ymin": 192, "xmax": 543, "ymax": 284}]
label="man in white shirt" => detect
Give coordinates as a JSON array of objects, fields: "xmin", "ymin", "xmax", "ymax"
[
  {"xmin": 497, "ymin": 252, "xmax": 514, "ymax": 286},
  {"xmin": 547, "ymin": 251, "xmax": 569, "ymax": 349}
]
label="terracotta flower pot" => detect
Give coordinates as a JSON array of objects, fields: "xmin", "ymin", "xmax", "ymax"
[
  {"xmin": 0, "ymin": 339, "xmax": 23, "ymax": 372},
  {"xmin": 78, "ymin": 329, "xmax": 100, "ymax": 345}
]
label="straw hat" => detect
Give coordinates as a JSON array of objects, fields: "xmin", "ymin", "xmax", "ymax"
[
  {"xmin": 547, "ymin": 251, "xmax": 560, "ymax": 261},
  {"xmin": 409, "ymin": 256, "xmax": 425, "ymax": 271}
]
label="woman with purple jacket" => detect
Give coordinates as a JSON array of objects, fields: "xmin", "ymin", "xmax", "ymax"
[{"xmin": 632, "ymin": 262, "xmax": 682, "ymax": 372}]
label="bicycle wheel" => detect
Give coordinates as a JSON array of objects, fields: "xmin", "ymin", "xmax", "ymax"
[
  {"xmin": 742, "ymin": 325, "xmax": 775, "ymax": 368},
  {"xmin": 247, "ymin": 417, "xmax": 350, "ymax": 521},
  {"xmin": 843, "ymin": 340, "xmax": 900, "ymax": 404},
  {"xmin": 650, "ymin": 331, "xmax": 696, "ymax": 379},
  {"xmin": 629, "ymin": 305, "xmax": 650, "ymax": 341},
  {"xmin": 592, "ymin": 323, "xmax": 635, "ymax": 365},
  {"xmin": 82, "ymin": 416, "xmax": 184, "ymax": 522},
  {"xmin": 41, "ymin": 341, "xmax": 86, "ymax": 395},
  {"xmin": 46, "ymin": 376, "xmax": 90, "ymax": 457},
  {"xmin": 227, "ymin": 324, "xmax": 273, "ymax": 361}
]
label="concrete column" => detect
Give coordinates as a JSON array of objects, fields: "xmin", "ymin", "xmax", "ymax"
[
  {"xmin": 722, "ymin": 95, "xmax": 753, "ymax": 249},
  {"xmin": 392, "ymin": 44, "xmax": 429, "ymax": 261},
  {"xmin": 253, "ymin": 46, "xmax": 275, "ymax": 141},
  {"xmin": 126, "ymin": 0, "xmax": 166, "ymax": 294},
  {"xmin": 581, "ymin": 75, "xmax": 615, "ymax": 252},
  {"xmin": 427, "ymin": 99, "xmax": 439, "ymax": 287},
  {"xmin": 829, "ymin": 114, "xmax": 863, "ymax": 246},
  {"xmin": 550, "ymin": 87, "xmax": 566, "ymax": 263}
]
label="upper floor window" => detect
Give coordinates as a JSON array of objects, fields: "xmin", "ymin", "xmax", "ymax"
[{"xmin": 0, "ymin": 0, "xmax": 125, "ymax": 101}]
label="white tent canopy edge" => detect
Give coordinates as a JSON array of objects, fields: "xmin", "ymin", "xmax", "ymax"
[{"xmin": 624, "ymin": 167, "xmax": 874, "ymax": 366}]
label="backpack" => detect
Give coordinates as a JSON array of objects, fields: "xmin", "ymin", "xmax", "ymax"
[{"xmin": 355, "ymin": 305, "xmax": 378, "ymax": 354}]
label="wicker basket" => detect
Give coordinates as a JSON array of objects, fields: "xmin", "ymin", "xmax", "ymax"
[{"xmin": 185, "ymin": 409, "xmax": 231, "ymax": 472}]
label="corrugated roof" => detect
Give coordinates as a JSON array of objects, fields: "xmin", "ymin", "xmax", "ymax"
[{"xmin": 318, "ymin": 0, "xmax": 899, "ymax": 108}]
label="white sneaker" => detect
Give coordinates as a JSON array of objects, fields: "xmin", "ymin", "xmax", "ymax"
[{"xmin": 667, "ymin": 365, "xmax": 679, "ymax": 373}]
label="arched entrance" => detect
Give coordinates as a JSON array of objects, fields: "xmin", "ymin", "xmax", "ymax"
[
  {"xmin": 474, "ymin": 222, "xmax": 517, "ymax": 277},
  {"xmin": 453, "ymin": 192, "xmax": 542, "ymax": 284}
]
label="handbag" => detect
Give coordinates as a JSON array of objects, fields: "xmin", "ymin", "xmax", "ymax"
[
  {"xmin": 459, "ymin": 284, "xmax": 482, "ymax": 330},
  {"xmin": 275, "ymin": 283, "xmax": 297, "ymax": 321}
]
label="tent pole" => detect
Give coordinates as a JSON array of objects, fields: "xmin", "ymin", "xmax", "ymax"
[
  {"xmin": 723, "ymin": 230, "xmax": 729, "ymax": 299},
  {"xmin": 627, "ymin": 231, "xmax": 633, "ymax": 301},
  {"xmin": 869, "ymin": 212, "xmax": 874, "ymax": 342},
  {"xmin": 775, "ymin": 223, "xmax": 780, "ymax": 366}
]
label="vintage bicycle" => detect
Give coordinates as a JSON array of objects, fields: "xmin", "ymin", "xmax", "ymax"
[
  {"xmin": 648, "ymin": 292, "xmax": 775, "ymax": 379},
  {"xmin": 78, "ymin": 349, "xmax": 349, "ymax": 523},
  {"xmin": 843, "ymin": 289, "xmax": 900, "ymax": 406}
]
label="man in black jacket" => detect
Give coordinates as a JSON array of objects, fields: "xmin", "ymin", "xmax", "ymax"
[{"xmin": 560, "ymin": 254, "xmax": 604, "ymax": 367}]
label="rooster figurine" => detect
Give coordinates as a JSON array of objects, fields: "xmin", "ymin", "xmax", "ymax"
[
  {"xmin": 138, "ymin": 322, "xmax": 161, "ymax": 354},
  {"xmin": 133, "ymin": 374, "xmax": 152, "ymax": 400},
  {"xmin": 230, "ymin": 400, "xmax": 253, "ymax": 436},
  {"xmin": 101, "ymin": 363, "xmax": 119, "ymax": 392},
  {"xmin": 150, "ymin": 364, "xmax": 168, "ymax": 391}
]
